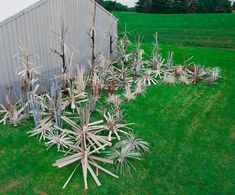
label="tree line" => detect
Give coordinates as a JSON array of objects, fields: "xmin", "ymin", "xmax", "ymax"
[
  {"xmin": 96, "ymin": 0, "xmax": 129, "ymax": 12},
  {"xmin": 135, "ymin": 0, "xmax": 232, "ymax": 13},
  {"xmin": 97, "ymin": 0, "xmax": 234, "ymax": 13}
]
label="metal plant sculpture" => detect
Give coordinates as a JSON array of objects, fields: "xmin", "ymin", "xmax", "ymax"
[
  {"xmin": 28, "ymin": 117, "xmax": 54, "ymax": 141},
  {"xmin": 115, "ymin": 133, "xmax": 150, "ymax": 153},
  {"xmin": 115, "ymin": 65, "xmax": 133, "ymax": 88},
  {"xmin": 151, "ymin": 36, "xmax": 165, "ymax": 79},
  {"xmin": 51, "ymin": 22, "xmax": 79, "ymax": 79},
  {"xmin": 151, "ymin": 33, "xmax": 167, "ymax": 81},
  {"xmin": 187, "ymin": 65, "xmax": 207, "ymax": 85},
  {"xmin": 116, "ymin": 27, "xmax": 133, "ymax": 88},
  {"xmin": 15, "ymin": 42, "xmax": 41, "ymax": 119},
  {"xmin": 27, "ymin": 86, "xmax": 51, "ymax": 140},
  {"xmin": 45, "ymin": 131, "xmax": 74, "ymax": 151},
  {"xmin": 40, "ymin": 77, "xmax": 66, "ymax": 131},
  {"xmin": 205, "ymin": 67, "xmax": 221, "ymax": 85},
  {"xmin": 54, "ymin": 145, "xmax": 118, "ymax": 190},
  {"xmin": 0, "ymin": 86, "xmax": 26, "ymax": 127},
  {"xmin": 152, "ymin": 57, "xmax": 165, "ymax": 79},
  {"xmin": 61, "ymin": 66, "xmax": 89, "ymax": 112},
  {"xmin": 151, "ymin": 32, "xmax": 162, "ymax": 70},
  {"xmin": 136, "ymin": 69, "xmax": 157, "ymax": 86},
  {"xmin": 167, "ymin": 52, "xmax": 174, "ymax": 70},
  {"xmin": 134, "ymin": 80, "xmax": 146, "ymax": 96},
  {"xmin": 90, "ymin": 71, "xmax": 104, "ymax": 111},
  {"xmin": 124, "ymin": 86, "xmax": 135, "ymax": 101},
  {"xmin": 107, "ymin": 80, "xmax": 117, "ymax": 95},
  {"xmin": 30, "ymin": 85, "xmax": 43, "ymax": 126},
  {"xmin": 133, "ymin": 36, "xmax": 145, "ymax": 76},
  {"xmin": 102, "ymin": 111, "xmax": 131, "ymax": 141},
  {"xmin": 120, "ymin": 25, "xmax": 131, "ymax": 63},
  {"xmin": 107, "ymin": 133, "xmax": 149, "ymax": 173},
  {"xmin": 89, "ymin": 0, "xmax": 103, "ymax": 71},
  {"xmin": 163, "ymin": 73, "xmax": 177, "ymax": 85},
  {"xmin": 65, "ymin": 81, "xmax": 87, "ymax": 112},
  {"xmin": 53, "ymin": 107, "xmax": 118, "ymax": 189},
  {"xmin": 107, "ymin": 94, "xmax": 122, "ymax": 107},
  {"xmin": 179, "ymin": 73, "xmax": 191, "ymax": 85},
  {"xmin": 110, "ymin": 104, "xmax": 125, "ymax": 123},
  {"xmin": 52, "ymin": 22, "xmax": 69, "ymax": 74},
  {"xmin": 74, "ymin": 66, "xmax": 89, "ymax": 93},
  {"xmin": 105, "ymin": 21, "xmax": 118, "ymax": 61}
]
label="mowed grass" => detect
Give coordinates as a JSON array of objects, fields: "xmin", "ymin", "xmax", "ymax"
[
  {"xmin": 115, "ymin": 12, "xmax": 235, "ymax": 49},
  {"xmin": 0, "ymin": 12, "xmax": 234, "ymax": 194}
]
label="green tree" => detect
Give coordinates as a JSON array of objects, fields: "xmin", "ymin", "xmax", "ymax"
[
  {"xmin": 215, "ymin": 0, "xmax": 232, "ymax": 12},
  {"xmin": 189, "ymin": 0, "xmax": 199, "ymax": 13},
  {"xmin": 136, "ymin": 0, "xmax": 153, "ymax": 13},
  {"xmin": 171, "ymin": 0, "xmax": 190, "ymax": 13},
  {"xmin": 198, "ymin": 0, "xmax": 231, "ymax": 13},
  {"xmin": 135, "ymin": 0, "xmax": 232, "ymax": 13},
  {"xmin": 198, "ymin": 0, "xmax": 214, "ymax": 13},
  {"xmin": 115, "ymin": 2, "xmax": 129, "ymax": 11},
  {"xmin": 101, "ymin": 1, "xmax": 128, "ymax": 12},
  {"xmin": 96, "ymin": 0, "xmax": 104, "ymax": 4},
  {"xmin": 151, "ymin": 0, "xmax": 171, "ymax": 13}
]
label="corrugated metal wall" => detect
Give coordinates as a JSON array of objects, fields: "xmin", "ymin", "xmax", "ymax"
[{"xmin": 0, "ymin": 0, "xmax": 118, "ymax": 105}]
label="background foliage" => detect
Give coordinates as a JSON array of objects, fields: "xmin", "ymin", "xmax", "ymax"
[
  {"xmin": 97, "ymin": 0, "xmax": 233, "ymax": 13},
  {"xmin": 135, "ymin": 0, "xmax": 232, "ymax": 13},
  {"xmin": 97, "ymin": 0, "xmax": 129, "ymax": 11}
]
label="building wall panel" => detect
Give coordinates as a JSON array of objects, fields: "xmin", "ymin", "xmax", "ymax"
[{"xmin": 0, "ymin": 0, "xmax": 117, "ymax": 104}]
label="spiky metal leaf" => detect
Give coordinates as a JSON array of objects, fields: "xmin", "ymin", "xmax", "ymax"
[
  {"xmin": 107, "ymin": 94, "xmax": 122, "ymax": 107},
  {"xmin": 102, "ymin": 112, "xmax": 131, "ymax": 141},
  {"xmin": 108, "ymin": 134, "xmax": 149, "ymax": 174},
  {"xmin": 205, "ymin": 67, "xmax": 221, "ymax": 85},
  {"xmin": 134, "ymin": 81, "xmax": 146, "ymax": 95},
  {"xmin": 136, "ymin": 69, "xmax": 157, "ymax": 86},
  {"xmin": 27, "ymin": 117, "xmax": 53, "ymax": 141},
  {"xmin": 0, "ymin": 86, "xmax": 28, "ymax": 127},
  {"xmin": 115, "ymin": 134, "xmax": 149, "ymax": 153},
  {"xmin": 45, "ymin": 131, "xmax": 74, "ymax": 151},
  {"xmin": 163, "ymin": 73, "xmax": 176, "ymax": 85},
  {"xmin": 123, "ymin": 86, "xmax": 135, "ymax": 101}
]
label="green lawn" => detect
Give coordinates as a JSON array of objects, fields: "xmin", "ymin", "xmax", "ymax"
[
  {"xmin": 0, "ymin": 13, "xmax": 234, "ymax": 194},
  {"xmin": 115, "ymin": 12, "xmax": 235, "ymax": 49}
]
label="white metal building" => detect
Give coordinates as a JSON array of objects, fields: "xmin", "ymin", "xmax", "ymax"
[{"xmin": 0, "ymin": 0, "xmax": 118, "ymax": 104}]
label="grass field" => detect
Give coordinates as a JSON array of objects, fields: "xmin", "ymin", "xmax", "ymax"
[
  {"xmin": 0, "ymin": 13, "xmax": 234, "ymax": 194},
  {"xmin": 116, "ymin": 12, "xmax": 235, "ymax": 49}
]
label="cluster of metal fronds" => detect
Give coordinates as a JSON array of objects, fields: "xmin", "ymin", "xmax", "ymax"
[
  {"xmin": 0, "ymin": 86, "xmax": 27, "ymax": 127},
  {"xmin": 115, "ymin": 32, "xmax": 221, "ymax": 89},
  {"xmin": 0, "ymin": 30, "xmax": 221, "ymax": 190},
  {"xmin": 25, "ymin": 73, "xmax": 139, "ymax": 190}
]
